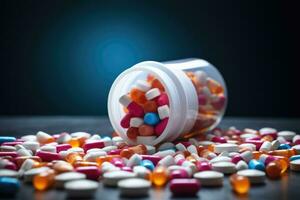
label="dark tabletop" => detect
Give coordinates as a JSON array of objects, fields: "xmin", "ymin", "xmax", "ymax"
[{"xmin": 1, "ymin": 116, "xmax": 300, "ymax": 200}]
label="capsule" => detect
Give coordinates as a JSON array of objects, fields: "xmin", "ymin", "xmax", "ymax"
[
  {"xmin": 169, "ymin": 178, "xmax": 200, "ymax": 196},
  {"xmin": 0, "ymin": 177, "xmax": 20, "ymax": 194},
  {"xmin": 230, "ymin": 174, "xmax": 250, "ymax": 194},
  {"xmin": 33, "ymin": 169, "xmax": 55, "ymax": 190},
  {"xmin": 75, "ymin": 166, "xmax": 101, "ymax": 180},
  {"xmin": 151, "ymin": 166, "xmax": 168, "ymax": 186},
  {"xmin": 248, "ymin": 159, "xmax": 265, "ymax": 171},
  {"xmin": 120, "ymin": 145, "xmax": 147, "ymax": 159}
]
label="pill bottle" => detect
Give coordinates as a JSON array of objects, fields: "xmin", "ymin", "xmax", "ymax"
[{"xmin": 108, "ymin": 58, "xmax": 227, "ymax": 145}]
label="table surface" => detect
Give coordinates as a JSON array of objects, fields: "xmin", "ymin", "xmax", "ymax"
[{"xmin": 0, "ymin": 116, "xmax": 300, "ymax": 200}]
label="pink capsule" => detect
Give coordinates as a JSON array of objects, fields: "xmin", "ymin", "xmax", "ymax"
[
  {"xmin": 36, "ymin": 151, "xmax": 61, "ymax": 162},
  {"xmin": 294, "ymin": 139, "xmax": 300, "ymax": 145},
  {"xmin": 196, "ymin": 161, "xmax": 211, "ymax": 171},
  {"xmin": 76, "ymin": 166, "xmax": 101, "ymax": 180},
  {"xmin": 198, "ymin": 94, "xmax": 207, "ymax": 105},
  {"xmin": 170, "ymin": 169, "xmax": 189, "ymax": 179},
  {"xmin": 260, "ymin": 128, "xmax": 277, "ymax": 139},
  {"xmin": 177, "ymin": 159, "xmax": 185, "ymax": 166},
  {"xmin": 265, "ymin": 155, "xmax": 277, "ymax": 166},
  {"xmin": 245, "ymin": 140, "xmax": 263, "ymax": 150},
  {"xmin": 108, "ymin": 149, "xmax": 122, "ymax": 155},
  {"xmin": 211, "ymin": 136, "xmax": 227, "ymax": 143},
  {"xmin": 231, "ymin": 155, "xmax": 243, "ymax": 164},
  {"xmin": 154, "ymin": 118, "xmax": 169, "ymax": 136},
  {"xmin": 0, "ymin": 159, "xmax": 17, "ymax": 170},
  {"xmin": 120, "ymin": 113, "xmax": 132, "ymax": 128},
  {"xmin": 248, "ymin": 136, "xmax": 261, "ymax": 140},
  {"xmin": 156, "ymin": 93, "xmax": 169, "ymax": 106},
  {"xmin": 121, "ymin": 166, "xmax": 133, "ymax": 172},
  {"xmin": 169, "ymin": 179, "xmax": 200, "ymax": 196},
  {"xmin": 127, "ymin": 102, "xmax": 144, "ymax": 117},
  {"xmin": 211, "ymin": 95, "xmax": 226, "ymax": 110},
  {"xmin": 0, "ymin": 152, "xmax": 18, "ymax": 158},
  {"xmin": 56, "ymin": 144, "xmax": 72, "ymax": 152},
  {"xmin": 83, "ymin": 141, "xmax": 105, "ymax": 152},
  {"xmin": 111, "ymin": 157, "xmax": 125, "ymax": 168},
  {"xmin": 52, "ymin": 134, "xmax": 60, "ymax": 139},
  {"xmin": 141, "ymin": 155, "xmax": 161, "ymax": 166},
  {"xmin": 1, "ymin": 142, "xmax": 23, "ymax": 146}
]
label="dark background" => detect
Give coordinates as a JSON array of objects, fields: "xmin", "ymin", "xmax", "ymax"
[{"xmin": 0, "ymin": 0, "xmax": 299, "ymax": 117}]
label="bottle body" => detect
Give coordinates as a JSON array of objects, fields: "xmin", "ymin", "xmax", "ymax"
[{"xmin": 108, "ymin": 58, "xmax": 227, "ymax": 145}]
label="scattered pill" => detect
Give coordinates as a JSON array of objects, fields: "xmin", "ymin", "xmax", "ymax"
[
  {"xmin": 290, "ymin": 159, "xmax": 300, "ymax": 171},
  {"xmin": 230, "ymin": 174, "xmax": 250, "ymax": 194},
  {"xmin": 0, "ymin": 169, "xmax": 19, "ymax": 178},
  {"xmin": 103, "ymin": 171, "xmax": 136, "ymax": 187},
  {"xmin": 65, "ymin": 179, "xmax": 98, "ymax": 198},
  {"xmin": 0, "ymin": 177, "xmax": 20, "ymax": 194},
  {"xmin": 214, "ymin": 144, "xmax": 238, "ymax": 153},
  {"xmin": 169, "ymin": 178, "xmax": 200, "ymax": 196},
  {"xmin": 54, "ymin": 172, "xmax": 86, "ymax": 188},
  {"xmin": 212, "ymin": 162, "xmax": 236, "ymax": 174},
  {"xmin": 118, "ymin": 178, "xmax": 151, "ymax": 197},
  {"xmin": 237, "ymin": 169, "xmax": 266, "ymax": 184},
  {"xmin": 193, "ymin": 171, "xmax": 223, "ymax": 186}
]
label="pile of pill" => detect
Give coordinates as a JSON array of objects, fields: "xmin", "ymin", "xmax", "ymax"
[
  {"xmin": 119, "ymin": 72, "xmax": 226, "ymax": 143},
  {"xmin": 1, "ymin": 127, "xmax": 300, "ymax": 197}
]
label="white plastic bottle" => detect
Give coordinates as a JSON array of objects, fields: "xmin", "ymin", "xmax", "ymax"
[{"xmin": 108, "ymin": 58, "xmax": 227, "ymax": 145}]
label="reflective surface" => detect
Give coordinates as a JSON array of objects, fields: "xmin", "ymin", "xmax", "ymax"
[{"xmin": 0, "ymin": 116, "xmax": 300, "ymax": 200}]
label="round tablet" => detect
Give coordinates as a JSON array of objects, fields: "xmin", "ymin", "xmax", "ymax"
[
  {"xmin": 237, "ymin": 169, "xmax": 266, "ymax": 184},
  {"xmin": 209, "ymin": 156, "xmax": 231, "ymax": 164},
  {"xmin": 0, "ymin": 169, "xmax": 19, "ymax": 178},
  {"xmin": 118, "ymin": 178, "xmax": 151, "ymax": 197},
  {"xmin": 277, "ymin": 131, "xmax": 296, "ymax": 141},
  {"xmin": 214, "ymin": 144, "xmax": 238, "ymax": 153},
  {"xmin": 212, "ymin": 162, "xmax": 236, "ymax": 174},
  {"xmin": 103, "ymin": 171, "xmax": 136, "ymax": 187},
  {"xmin": 193, "ymin": 171, "xmax": 224, "ymax": 186},
  {"xmin": 55, "ymin": 172, "xmax": 86, "ymax": 188},
  {"xmin": 290, "ymin": 159, "xmax": 300, "ymax": 171},
  {"xmin": 65, "ymin": 179, "xmax": 98, "ymax": 198},
  {"xmin": 24, "ymin": 167, "xmax": 50, "ymax": 182}
]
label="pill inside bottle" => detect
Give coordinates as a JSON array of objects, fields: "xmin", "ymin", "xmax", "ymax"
[{"xmin": 108, "ymin": 58, "xmax": 227, "ymax": 145}]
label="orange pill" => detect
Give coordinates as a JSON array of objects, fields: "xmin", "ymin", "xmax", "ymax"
[
  {"xmin": 273, "ymin": 156, "xmax": 289, "ymax": 174},
  {"xmin": 230, "ymin": 174, "xmax": 250, "ymax": 194},
  {"xmin": 139, "ymin": 124, "xmax": 154, "ymax": 136},
  {"xmin": 65, "ymin": 152, "xmax": 83, "ymax": 165},
  {"xmin": 33, "ymin": 169, "xmax": 55, "ymax": 191},
  {"xmin": 147, "ymin": 74, "xmax": 155, "ymax": 83},
  {"xmin": 152, "ymin": 166, "xmax": 168, "ymax": 186},
  {"xmin": 68, "ymin": 138, "xmax": 80, "ymax": 148},
  {"xmin": 127, "ymin": 127, "xmax": 139, "ymax": 140},
  {"xmin": 96, "ymin": 155, "xmax": 121, "ymax": 165},
  {"xmin": 207, "ymin": 78, "xmax": 223, "ymax": 94},
  {"xmin": 151, "ymin": 79, "xmax": 165, "ymax": 91},
  {"xmin": 130, "ymin": 88, "xmax": 147, "ymax": 104},
  {"xmin": 53, "ymin": 161, "xmax": 74, "ymax": 173},
  {"xmin": 252, "ymin": 151, "xmax": 262, "ymax": 160},
  {"xmin": 73, "ymin": 161, "xmax": 99, "ymax": 167},
  {"xmin": 143, "ymin": 101, "xmax": 158, "ymax": 113},
  {"xmin": 266, "ymin": 161, "xmax": 282, "ymax": 179},
  {"xmin": 120, "ymin": 144, "xmax": 147, "ymax": 159}
]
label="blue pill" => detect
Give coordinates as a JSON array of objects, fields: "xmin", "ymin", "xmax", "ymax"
[
  {"xmin": 144, "ymin": 112, "xmax": 160, "ymax": 125},
  {"xmin": 142, "ymin": 160, "xmax": 155, "ymax": 171},
  {"xmin": 249, "ymin": 159, "xmax": 265, "ymax": 171},
  {"xmin": 0, "ymin": 177, "xmax": 20, "ymax": 194},
  {"xmin": 278, "ymin": 144, "xmax": 291, "ymax": 150},
  {"xmin": 290, "ymin": 155, "xmax": 300, "ymax": 161},
  {"xmin": 0, "ymin": 136, "xmax": 16, "ymax": 144}
]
